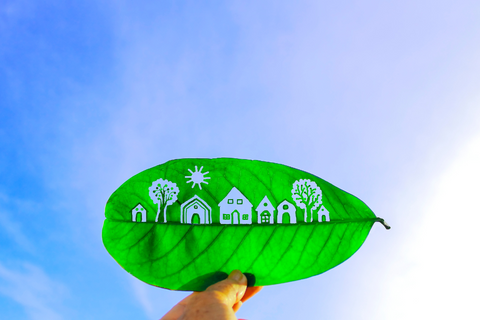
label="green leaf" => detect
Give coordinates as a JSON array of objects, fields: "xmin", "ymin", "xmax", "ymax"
[{"xmin": 102, "ymin": 158, "xmax": 388, "ymax": 291}]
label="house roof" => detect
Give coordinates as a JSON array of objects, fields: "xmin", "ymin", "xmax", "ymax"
[
  {"xmin": 132, "ymin": 203, "xmax": 145, "ymax": 211},
  {"xmin": 181, "ymin": 195, "xmax": 210, "ymax": 210},
  {"xmin": 255, "ymin": 195, "xmax": 274, "ymax": 212},
  {"xmin": 278, "ymin": 199, "xmax": 295, "ymax": 210},
  {"xmin": 218, "ymin": 187, "xmax": 252, "ymax": 207}
]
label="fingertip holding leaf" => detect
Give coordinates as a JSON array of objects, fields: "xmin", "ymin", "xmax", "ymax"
[{"xmin": 102, "ymin": 158, "xmax": 389, "ymax": 291}]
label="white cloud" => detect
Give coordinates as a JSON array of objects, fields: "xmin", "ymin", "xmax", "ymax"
[
  {"xmin": 0, "ymin": 192, "xmax": 37, "ymax": 254},
  {"xmin": 130, "ymin": 278, "xmax": 154, "ymax": 318},
  {"xmin": 0, "ymin": 262, "xmax": 67, "ymax": 320},
  {"xmin": 379, "ymin": 130, "xmax": 480, "ymax": 319},
  {"xmin": 0, "ymin": 209, "xmax": 34, "ymax": 253}
]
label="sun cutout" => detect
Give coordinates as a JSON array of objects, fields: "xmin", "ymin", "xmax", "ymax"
[{"xmin": 185, "ymin": 166, "xmax": 211, "ymax": 190}]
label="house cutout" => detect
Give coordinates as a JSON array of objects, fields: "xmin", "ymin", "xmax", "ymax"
[
  {"xmin": 256, "ymin": 195, "xmax": 275, "ymax": 224},
  {"xmin": 180, "ymin": 195, "xmax": 212, "ymax": 224},
  {"xmin": 318, "ymin": 205, "xmax": 330, "ymax": 222},
  {"xmin": 277, "ymin": 200, "xmax": 297, "ymax": 224},
  {"xmin": 219, "ymin": 187, "xmax": 252, "ymax": 224},
  {"xmin": 132, "ymin": 204, "xmax": 147, "ymax": 222}
]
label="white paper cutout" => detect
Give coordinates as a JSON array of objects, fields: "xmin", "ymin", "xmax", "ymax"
[
  {"xmin": 277, "ymin": 200, "xmax": 297, "ymax": 224},
  {"xmin": 185, "ymin": 166, "xmax": 211, "ymax": 190},
  {"xmin": 149, "ymin": 179, "xmax": 179, "ymax": 223},
  {"xmin": 180, "ymin": 195, "xmax": 212, "ymax": 224},
  {"xmin": 292, "ymin": 179, "xmax": 322, "ymax": 223},
  {"xmin": 131, "ymin": 204, "xmax": 147, "ymax": 222},
  {"xmin": 256, "ymin": 196, "xmax": 275, "ymax": 224},
  {"xmin": 318, "ymin": 205, "xmax": 330, "ymax": 222},
  {"xmin": 143, "ymin": 175, "xmax": 331, "ymax": 225},
  {"xmin": 219, "ymin": 187, "xmax": 252, "ymax": 224}
]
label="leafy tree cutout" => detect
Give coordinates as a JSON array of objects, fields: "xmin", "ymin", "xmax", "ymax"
[
  {"xmin": 292, "ymin": 179, "xmax": 322, "ymax": 222},
  {"xmin": 149, "ymin": 179, "xmax": 179, "ymax": 223}
]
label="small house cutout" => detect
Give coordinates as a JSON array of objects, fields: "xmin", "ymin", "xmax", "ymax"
[
  {"xmin": 277, "ymin": 200, "xmax": 297, "ymax": 224},
  {"xmin": 180, "ymin": 195, "xmax": 212, "ymax": 224},
  {"xmin": 219, "ymin": 187, "xmax": 252, "ymax": 224},
  {"xmin": 132, "ymin": 204, "xmax": 147, "ymax": 222},
  {"xmin": 256, "ymin": 195, "xmax": 275, "ymax": 224},
  {"xmin": 318, "ymin": 205, "xmax": 330, "ymax": 222}
]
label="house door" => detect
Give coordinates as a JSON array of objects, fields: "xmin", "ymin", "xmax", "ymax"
[
  {"xmin": 231, "ymin": 210, "xmax": 240, "ymax": 224},
  {"xmin": 261, "ymin": 211, "xmax": 270, "ymax": 224},
  {"xmin": 192, "ymin": 213, "xmax": 200, "ymax": 224},
  {"xmin": 282, "ymin": 212, "xmax": 290, "ymax": 224},
  {"xmin": 136, "ymin": 212, "xmax": 142, "ymax": 222}
]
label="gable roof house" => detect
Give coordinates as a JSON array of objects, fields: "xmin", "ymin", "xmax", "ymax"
[
  {"xmin": 256, "ymin": 195, "xmax": 275, "ymax": 224},
  {"xmin": 219, "ymin": 187, "xmax": 252, "ymax": 224},
  {"xmin": 317, "ymin": 205, "xmax": 330, "ymax": 222},
  {"xmin": 277, "ymin": 200, "xmax": 297, "ymax": 224},
  {"xmin": 132, "ymin": 204, "xmax": 147, "ymax": 222},
  {"xmin": 180, "ymin": 195, "xmax": 212, "ymax": 224}
]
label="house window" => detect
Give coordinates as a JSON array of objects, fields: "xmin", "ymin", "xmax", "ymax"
[
  {"xmin": 237, "ymin": 199, "xmax": 243, "ymax": 205},
  {"xmin": 283, "ymin": 204, "xmax": 289, "ymax": 210},
  {"xmin": 223, "ymin": 214, "xmax": 230, "ymax": 220},
  {"xmin": 242, "ymin": 214, "xmax": 248, "ymax": 220},
  {"xmin": 228, "ymin": 199, "xmax": 234, "ymax": 204}
]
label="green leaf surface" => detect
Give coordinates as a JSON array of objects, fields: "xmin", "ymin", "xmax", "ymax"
[{"xmin": 102, "ymin": 158, "xmax": 387, "ymax": 291}]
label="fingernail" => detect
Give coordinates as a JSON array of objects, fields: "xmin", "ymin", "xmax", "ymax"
[{"xmin": 229, "ymin": 270, "xmax": 244, "ymax": 282}]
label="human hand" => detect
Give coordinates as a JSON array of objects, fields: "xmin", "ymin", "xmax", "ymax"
[{"xmin": 160, "ymin": 270, "xmax": 263, "ymax": 320}]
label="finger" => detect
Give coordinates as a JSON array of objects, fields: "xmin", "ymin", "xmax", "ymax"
[
  {"xmin": 206, "ymin": 270, "xmax": 248, "ymax": 307},
  {"xmin": 241, "ymin": 286, "xmax": 263, "ymax": 303},
  {"xmin": 232, "ymin": 300, "xmax": 243, "ymax": 313},
  {"xmin": 232, "ymin": 286, "xmax": 263, "ymax": 315},
  {"xmin": 159, "ymin": 292, "xmax": 197, "ymax": 320}
]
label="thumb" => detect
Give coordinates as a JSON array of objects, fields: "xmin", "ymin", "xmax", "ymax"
[{"xmin": 206, "ymin": 270, "xmax": 248, "ymax": 307}]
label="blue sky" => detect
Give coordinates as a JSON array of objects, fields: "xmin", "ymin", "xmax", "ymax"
[{"xmin": 1, "ymin": 0, "xmax": 480, "ymax": 319}]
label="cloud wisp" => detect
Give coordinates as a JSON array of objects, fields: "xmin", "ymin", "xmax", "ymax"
[
  {"xmin": 0, "ymin": 208, "xmax": 35, "ymax": 254},
  {"xmin": 0, "ymin": 262, "xmax": 67, "ymax": 320}
]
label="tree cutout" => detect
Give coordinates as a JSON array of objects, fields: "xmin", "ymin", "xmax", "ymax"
[
  {"xmin": 292, "ymin": 179, "xmax": 322, "ymax": 222},
  {"xmin": 149, "ymin": 179, "xmax": 179, "ymax": 223}
]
